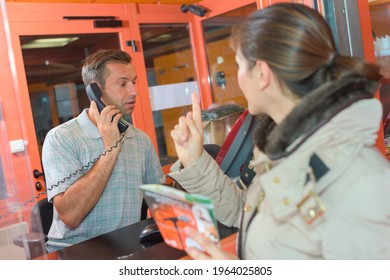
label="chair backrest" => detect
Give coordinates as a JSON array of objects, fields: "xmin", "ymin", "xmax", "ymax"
[
  {"xmin": 215, "ymin": 110, "xmax": 249, "ymax": 165},
  {"xmin": 31, "ymin": 198, "xmax": 53, "ymax": 235},
  {"xmin": 219, "ymin": 111, "xmax": 256, "ymax": 177},
  {"xmin": 203, "ymin": 144, "xmax": 221, "ymax": 160},
  {"xmin": 384, "ymin": 109, "xmax": 390, "ymax": 136},
  {"xmin": 214, "ymin": 110, "xmax": 257, "ymax": 187}
]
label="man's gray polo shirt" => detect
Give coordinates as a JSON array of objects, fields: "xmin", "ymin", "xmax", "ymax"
[{"xmin": 42, "ymin": 109, "xmax": 165, "ymax": 252}]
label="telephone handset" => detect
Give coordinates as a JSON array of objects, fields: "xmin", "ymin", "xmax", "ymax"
[{"xmin": 86, "ymin": 82, "xmax": 129, "ymax": 133}]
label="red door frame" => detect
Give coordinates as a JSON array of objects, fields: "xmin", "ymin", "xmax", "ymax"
[
  {"xmin": 1, "ymin": 2, "xmax": 143, "ymax": 225},
  {"xmin": 357, "ymin": 0, "xmax": 386, "ymax": 156},
  {"xmin": 126, "ymin": 1, "xmax": 260, "ymax": 173},
  {"xmin": 1, "ymin": 0, "xmax": 262, "ymax": 226}
]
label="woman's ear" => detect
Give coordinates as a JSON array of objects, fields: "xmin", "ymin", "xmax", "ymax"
[{"xmin": 255, "ymin": 60, "xmax": 271, "ymax": 91}]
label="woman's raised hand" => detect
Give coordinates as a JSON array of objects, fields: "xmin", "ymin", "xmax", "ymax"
[{"xmin": 171, "ymin": 93, "xmax": 204, "ymax": 167}]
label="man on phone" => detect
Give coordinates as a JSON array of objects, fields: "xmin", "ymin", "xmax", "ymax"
[{"xmin": 42, "ymin": 49, "xmax": 165, "ymax": 252}]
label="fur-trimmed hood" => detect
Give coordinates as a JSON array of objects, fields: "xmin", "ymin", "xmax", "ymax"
[{"xmin": 253, "ymin": 73, "xmax": 379, "ymax": 160}]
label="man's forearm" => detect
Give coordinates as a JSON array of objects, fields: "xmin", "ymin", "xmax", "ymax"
[{"xmin": 53, "ymin": 147, "xmax": 121, "ymax": 228}]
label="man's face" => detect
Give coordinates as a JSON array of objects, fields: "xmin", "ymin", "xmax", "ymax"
[{"xmin": 101, "ymin": 62, "xmax": 138, "ymax": 116}]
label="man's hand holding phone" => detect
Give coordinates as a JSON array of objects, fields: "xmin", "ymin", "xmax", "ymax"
[
  {"xmin": 90, "ymin": 101, "xmax": 123, "ymax": 151},
  {"xmin": 86, "ymin": 83, "xmax": 129, "ymax": 133}
]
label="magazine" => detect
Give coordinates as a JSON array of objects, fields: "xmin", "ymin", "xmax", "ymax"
[{"xmin": 139, "ymin": 184, "xmax": 220, "ymax": 251}]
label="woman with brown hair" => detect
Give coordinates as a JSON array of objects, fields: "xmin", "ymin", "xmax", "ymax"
[{"xmin": 169, "ymin": 3, "xmax": 390, "ymax": 259}]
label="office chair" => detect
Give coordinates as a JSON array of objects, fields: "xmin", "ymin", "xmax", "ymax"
[
  {"xmin": 203, "ymin": 144, "xmax": 222, "ymax": 160},
  {"xmin": 177, "ymin": 110, "xmax": 256, "ymax": 187},
  {"xmin": 384, "ymin": 109, "xmax": 390, "ymax": 136},
  {"xmin": 13, "ymin": 198, "xmax": 53, "ymax": 259},
  {"xmin": 215, "ymin": 110, "xmax": 250, "ymax": 165},
  {"xmin": 214, "ymin": 110, "xmax": 256, "ymax": 186}
]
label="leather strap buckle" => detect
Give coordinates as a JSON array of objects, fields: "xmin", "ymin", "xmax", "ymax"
[{"xmin": 296, "ymin": 191, "xmax": 325, "ymax": 224}]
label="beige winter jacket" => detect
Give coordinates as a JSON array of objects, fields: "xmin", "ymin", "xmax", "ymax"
[{"xmin": 169, "ymin": 98, "xmax": 390, "ymax": 259}]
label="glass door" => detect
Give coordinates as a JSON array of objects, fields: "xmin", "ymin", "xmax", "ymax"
[
  {"xmin": 140, "ymin": 24, "xmax": 196, "ymax": 163},
  {"xmin": 202, "ymin": 3, "xmax": 257, "ymax": 108},
  {"xmin": 21, "ymin": 33, "xmax": 120, "ymax": 158},
  {"xmin": 0, "ymin": 2, "xmax": 134, "ymax": 241},
  {"xmin": 369, "ymin": 0, "xmax": 390, "ymax": 158}
]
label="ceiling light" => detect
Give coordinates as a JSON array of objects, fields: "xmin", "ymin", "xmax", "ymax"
[
  {"xmin": 146, "ymin": 34, "xmax": 172, "ymax": 43},
  {"xmin": 22, "ymin": 37, "xmax": 79, "ymax": 49}
]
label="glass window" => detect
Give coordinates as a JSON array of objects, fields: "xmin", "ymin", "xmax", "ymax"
[
  {"xmin": 0, "ymin": 100, "xmax": 19, "ymax": 206},
  {"xmin": 319, "ymin": 0, "xmax": 340, "ymax": 51},
  {"xmin": 140, "ymin": 24, "xmax": 196, "ymax": 164},
  {"xmin": 202, "ymin": 3, "xmax": 257, "ymax": 108},
  {"xmin": 369, "ymin": 1, "xmax": 390, "ymax": 157},
  {"xmin": 20, "ymin": 33, "xmax": 120, "ymax": 158}
]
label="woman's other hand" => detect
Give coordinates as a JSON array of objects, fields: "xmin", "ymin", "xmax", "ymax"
[{"xmin": 184, "ymin": 227, "xmax": 239, "ymax": 260}]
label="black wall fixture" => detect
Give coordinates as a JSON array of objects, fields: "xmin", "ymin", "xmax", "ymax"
[
  {"xmin": 93, "ymin": 20, "xmax": 122, "ymax": 28},
  {"xmin": 63, "ymin": 16, "xmax": 122, "ymax": 28},
  {"xmin": 126, "ymin": 40, "xmax": 138, "ymax": 52},
  {"xmin": 181, "ymin": 4, "xmax": 208, "ymax": 17}
]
